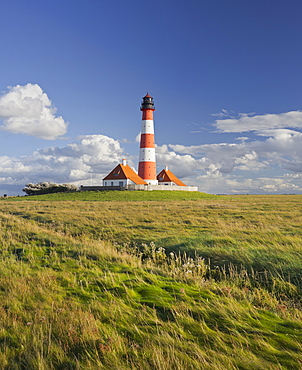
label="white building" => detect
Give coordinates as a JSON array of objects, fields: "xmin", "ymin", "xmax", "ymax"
[
  {"xmin": 103, "ymin": 159, "xmax": 147, "ymax": 187},
  {"xmin": 157, "ymin": 166, "xmax": 186, "ymax": 186}
]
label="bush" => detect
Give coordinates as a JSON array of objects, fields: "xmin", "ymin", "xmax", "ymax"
[{"xmin": 22, "ymin": 182, "xmax": 78, "ymax": 196}]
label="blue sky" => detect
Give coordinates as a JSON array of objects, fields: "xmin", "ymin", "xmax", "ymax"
[{"xmin": 1, "ymin": 0, "xmax": 302, "ymax": 194}]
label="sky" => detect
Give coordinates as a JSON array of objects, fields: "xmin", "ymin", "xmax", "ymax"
[{"xmin": 1, "ymin": 0, "xmax": 302, "ymax": 195}]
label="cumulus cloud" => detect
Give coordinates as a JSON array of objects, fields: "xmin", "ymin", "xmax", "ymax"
[
  {"xmin": 156, "ymin": 140, "xmax": 302, "ymax": 193},
  {"xmin": 196, "ymin": 176, "xmax": 301, "ymax": 194},
  {"xmin": 0, "ymin": 83, "xmax": 68, "ymax": 139},
  {"xmin": 155, "ymin": 122, "xmax": 302, "ymax": 193},
  {"xmin": 224, "ymin": 177, "xmax": 300, "ymax": 193},
  {"xmin": 156, "ymin": 144, "xmax": 198, "ymax": 178},
  {"xmin": 215, "ymin": 111, "xmax": 302, "ymax": 134},
  {"xmin": 165, "ymin": 142, "xmax": 266, "ymax": 175},
  {"xmin": 1, "ymin": 130, "xmax": 302, "ymax": 195},
  {"xmin": 0, "ymin": 135, "xmax": 126, "ymax": 189},
  {"xmin": 34, "ymin": 134, "xmax": 124, "ymax": 177},
  {"xmin": 2, "ymin": 102, "xmax": 302, "ymax": 195},
  {"xmin": 249, "ymin": 129, "xmax": 302, "ymax": 166}
]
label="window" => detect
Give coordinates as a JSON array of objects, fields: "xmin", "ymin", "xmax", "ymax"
[
  {"xmin": 111, "ymin": 182, "xmax": 114, "ymax": 186},
  {"xmin": 119, "ymin": 182, "xmax": 123, "ymax": 187}
]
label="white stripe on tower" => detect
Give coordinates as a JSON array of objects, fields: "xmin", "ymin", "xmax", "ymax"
[{"xmin": 138, "ymin": 93, "xmax": 158, "ymax": 185}]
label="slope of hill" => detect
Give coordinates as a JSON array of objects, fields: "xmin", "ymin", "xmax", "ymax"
[{"xmin": 0, "ymin": 194, "xmax": 301, "ymax": 369}]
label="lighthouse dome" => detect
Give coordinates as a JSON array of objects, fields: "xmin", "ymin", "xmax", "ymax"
[{"xmin": 141, "ymin": 93, "xmax": 155, "ymax": 111}]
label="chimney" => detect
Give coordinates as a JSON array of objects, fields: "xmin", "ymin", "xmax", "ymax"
[
  {"xmin": 122, "ymin": 159, "xmax": 127, "ymax": 166},
  {"xmin": 165, "ymin": 166, "xmax": 168, "ymax": 171}
]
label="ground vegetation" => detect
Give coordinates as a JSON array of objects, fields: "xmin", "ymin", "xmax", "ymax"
[{"xmin": 0, "ymin": 192, "xmax": 301, "ymax": 369}]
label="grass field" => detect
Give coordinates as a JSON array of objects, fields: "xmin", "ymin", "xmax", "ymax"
[{"xmin": 0, "ymin": 191, "xmax": 302, "ymax": 369}]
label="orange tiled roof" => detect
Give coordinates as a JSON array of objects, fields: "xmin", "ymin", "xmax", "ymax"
[
  {"xmin": 103, "ymin": 164, "xmax": 147, "ymax": 185},
  {"xmin": 157, "ymin": 169, "xmax": 186, "ymax": 186}
]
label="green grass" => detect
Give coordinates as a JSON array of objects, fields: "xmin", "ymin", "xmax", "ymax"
[
  {"xmin": 3, "ymin": 194, "xmax": 302, "ymax": 287},
  {"xmin": 0, "ymin": 193, "xmax": 302, "ymax": 368},
  {"xmin": 6, "ymin": 190, "xmax": 215, "ymax": 202}
]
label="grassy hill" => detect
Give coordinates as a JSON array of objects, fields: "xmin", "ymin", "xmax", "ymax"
[
  {"xmin": 0, "ymin": 192, "xmax": 302, "ymax": 369},
  {"xmin": 9, "ymin": 190, "xmax": 215, "ymax": 202}
]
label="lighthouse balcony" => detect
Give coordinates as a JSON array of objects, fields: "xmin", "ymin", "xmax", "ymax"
[{"xmin": 140, "ymin": 104, "xmax": 155, "ymax": 110}]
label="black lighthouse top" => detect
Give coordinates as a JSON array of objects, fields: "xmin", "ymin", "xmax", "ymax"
[{"xmin": 140, "ymin": 93, "xmax": 155, "ymax": 111}]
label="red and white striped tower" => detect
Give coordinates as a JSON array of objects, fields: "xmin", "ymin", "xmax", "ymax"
[{"xmin": 138, "ymin": 93, "xmax": 158, "ymax": 185}]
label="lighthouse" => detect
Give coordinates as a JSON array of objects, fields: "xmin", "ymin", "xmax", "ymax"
[
  {"xmin": 138, "ymin": 93, "xmax": 158, "ymax": 185},
  {"xmin": 98, "ymin": 93, "xmax": 198, "ymax": 192}
]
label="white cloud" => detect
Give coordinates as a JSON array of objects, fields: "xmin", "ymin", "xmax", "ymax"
[
  {"xmin": 0, "ymin": 156, "xmax": 32, "ymax": 174},
  {"xmin": 215, "ymin": 111, "xmax": 302, "ymax": 134},
  {"xmin": 192, "ymin": 175, "xmax": 301, "ymax": 194},
  {"xmin": 1, "ymin": 131, "xmax": 302, "ymax": 195},
  {"xmin": 224, "ymin": 177, "xmax": 300, "ymax": 194},
  {"xmin": 211, "ymin": 109, "xmax": 233, "ymax": 118},
  {"xmin": 235, "ymin": 137, "xmax": 249, "ymax": 142},
  {"xmin": 0, "ymin": 135, "xmax": 126, "ymax": 188},
  {"xmin": 249, "ymin": 129, "xmax": 302, "ymax": 169},
  {"xmin": 135, "ymin": 133, "xmax": 141, "ymax": 143},
  {"xmin": 0, "ymin": 83, "xmax": 68, "ymax": 139},
  {"xmin": 155, "ymin": 124, "xmax": 302, "ymax": 194},
  {"xmin": 2, "ymin": 103, "xmax": 302, "ymax": 195},
  {"xmin": 120, "ymin": 138, "xmax": 131, "ymax": 143},
  {"xmin": 166, "ymin": 142, "xmax": 266, "ymax": 174},
  {"xmin": 156, "ymin": 144, "xmax": 200, "ymax": 177},
  {"xmin": 33, "ymin": 134, "xmax": 125, "ymax": 180}
]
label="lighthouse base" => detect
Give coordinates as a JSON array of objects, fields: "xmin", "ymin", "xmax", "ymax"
[
  {"xmin": 126, "ymin": 184, "xmax": 198, "ymax": 191},
  {"xmin": 143, "ymin": 179, "xmax": 158, "ymax": 185},
  {"xmin": 80, "ymin": 184, "xmax": 198, "ymax": 192}
]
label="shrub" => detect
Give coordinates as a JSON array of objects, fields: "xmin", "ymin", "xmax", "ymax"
[{"xmin": 22, "ymin": 182, "xmax": 78, "ymax": 196}]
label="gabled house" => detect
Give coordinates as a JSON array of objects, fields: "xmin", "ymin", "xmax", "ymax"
[
  {"xmin": 157, "ymin": 166, "xmax": 186, "ymax": 186},
  {"xmin": 103, "ymin": 159, "xmax": 147, "ymax": 187}
]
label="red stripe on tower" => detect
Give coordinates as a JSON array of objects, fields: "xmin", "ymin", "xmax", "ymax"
[{"xmin": 138, "ymin": 93, "xmax": 158, "ymax": 184}]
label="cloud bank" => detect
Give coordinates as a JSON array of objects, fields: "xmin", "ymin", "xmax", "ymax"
[
  {"xmin": 1, "ymin": 105, "xmax": 302, "ymax": 195},
  {"xmin": 0, "ymin": 135, "xmax": 125, "ymax": 191},
  {"xmin": 154, "ymin": 110, "xmax": 302, "ymax": 193},
  {"xmin": 215, "ymin": 111, "xmax": 302, "ymax": 134},
  {"xmin": 0, "ymin": 83, "xmax": 68, "ymax": 139}
]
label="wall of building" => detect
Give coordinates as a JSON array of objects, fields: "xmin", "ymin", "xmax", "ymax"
[
  {"xmin": 126, "ymin": 184, "xmax": 198, "ymax": 191},
  {"xmin": 80, "ymin": 184, "xmax": 198, "ymax": 192},
  {"xmin": 103, "ymin": 179, "xmax": 129, "ymax": 187},
  {"xmin": 158, "ymin": 182, "xmax": 176, "ymax": 186}
]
